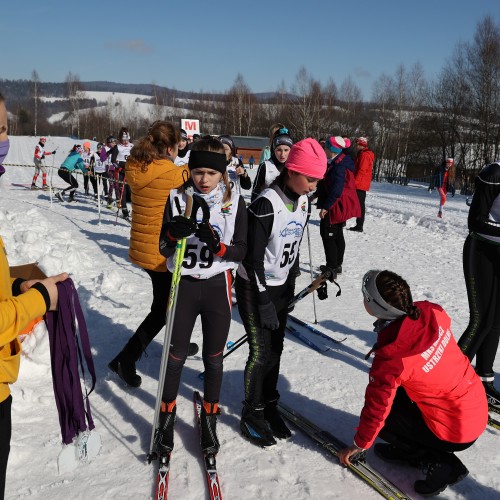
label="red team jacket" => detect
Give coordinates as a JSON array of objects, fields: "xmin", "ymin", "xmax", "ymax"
[
  {"xmin": 354, "ymin": 148, "xmax": 375, "ymax": 191},
  {"xmin": 354, "ymin": 301, "xmax": 488, "ymax": 450}
]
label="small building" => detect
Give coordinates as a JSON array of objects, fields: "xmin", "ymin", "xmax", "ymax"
[{"xmin": 231, "ymin": 136, "xmax": 268, "ymax": 164}]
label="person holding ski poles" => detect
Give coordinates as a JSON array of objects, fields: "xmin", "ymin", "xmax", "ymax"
[
  {"xmin": 338, "ymin": 270, "xmax": 488, "ymax": 497},
  {"xmin": 236, "ymin": 138, "xmax": 328, "ymax": 447},
  {"xmin": 31, "ymin": 137, "xmax": 56, "ymax": 190},
  {"xmin": 154, "ymin": 136, "xmax": 247, "ymax": 457},
  {"xmin": 108, "ymin": 121, "xmax": 191, "ymax": 388}
]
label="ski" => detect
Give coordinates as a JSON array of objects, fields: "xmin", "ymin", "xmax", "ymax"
[
  {"xmin": 154, "ymin": 453, "xmax": 170, "ymax": 500},
  {"xmin": 285, "ymin": 325, "xmax": 328, "ymax": 353},
  {"xmin": 193, "ymin": 391, "xmax": 222, "ymax": 500},
  {"xmin": 278, "ymin": 401, "xmax": 413, "ymax": 500},
  {"xmin": 488, "ymin": 415, "xmax": 500, "ymax": 431},
  {"xmin": 288, "ymin": 314, "xmax": 346, "ymax": 344}
]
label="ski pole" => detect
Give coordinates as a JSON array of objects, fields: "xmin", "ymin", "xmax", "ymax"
[
  {"xmin": 306, "ymin": 224, "xmax": 319, "ymax": 324},
  {"xmin": 148, "ymin": 188, "xmax": 194, "ymax": 462}
]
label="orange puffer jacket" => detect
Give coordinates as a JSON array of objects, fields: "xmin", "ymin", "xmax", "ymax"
[{"xmin": 126, "ymin": 158, "xmax": 188, "ymax": 271}]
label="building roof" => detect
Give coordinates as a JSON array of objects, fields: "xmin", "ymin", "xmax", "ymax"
[{"xmin": 232, "ymin": 136, "xmax": 268, "ymax": 149}]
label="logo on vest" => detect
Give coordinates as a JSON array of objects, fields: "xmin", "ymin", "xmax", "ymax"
[{"xmin": 279, "ymin": 221, "xmax": 303, "ymax": 238}]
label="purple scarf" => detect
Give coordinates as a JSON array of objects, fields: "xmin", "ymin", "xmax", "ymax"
[{"xmin": 44, "ymin": 279, "xmax": 97, "ymax": 445}]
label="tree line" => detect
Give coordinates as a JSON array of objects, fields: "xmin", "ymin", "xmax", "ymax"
[{"xmin": 2, "ymin": 16, "xmax": 499, "ymax": 192}]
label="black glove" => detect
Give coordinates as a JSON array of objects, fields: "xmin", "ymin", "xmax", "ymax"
[
  {"xmin": 166, "ymin": 215, "xmax": 197, "ymax": 239},
  {"xmin": 319, "ymin": 265, "xmax": 336, "ymax": 282},
  {"xmin": 317, "ymin": 282, "xmax": 328, "ymax": 300},
  {"xmin": 41, "ymin": 154, "xmax": 45, "ymax": 159},
  {"xmin": 196, "ymin": 221, "xmax": 221, "ymax": 253},
  {"xmin": 52, "ymin": 150, "xmax": 57, "ymax": 154},
  {"xmin": 258, "ymin": 302, "xmax": 280, "ymax": 330}
]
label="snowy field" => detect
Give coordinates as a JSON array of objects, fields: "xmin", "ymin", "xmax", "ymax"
[{"xmin": 1, "ymin": 137, "xmax": 499, "ymax": 499}]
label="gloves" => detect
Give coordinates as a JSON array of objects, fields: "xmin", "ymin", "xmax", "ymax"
[
  {"xmin": 196, "ymin": 221, "xmax": 221, "ymax": 253},
  {"xmin": 52, "ymin": 150, "xmax": 57, "ymax": 154},
  {"xmin": 166, "ymin": 215, "xmax": 197, "ymax": 240},
  {"xmin": 319, "ymin": 265, "xmax": 336, "ymax": 282},
  {"xmin": 258, "ymin": 302, "xmax": 280, "ymax": 330},
  {"xmin": 317, "ymin": 282, "xmax": 328, "ymax": 300}
]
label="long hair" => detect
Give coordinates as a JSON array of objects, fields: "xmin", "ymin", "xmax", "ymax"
[
  {"xmin": 129, "ymin": 121, "xmax": 180, "ymax": 172},
  {"xmin": 182, "ymin": 136, "xmax": 232, "ymax": 203},
  {"xmin": 376, "ymin": 271, "xmax": 420, "ymax": 320}
]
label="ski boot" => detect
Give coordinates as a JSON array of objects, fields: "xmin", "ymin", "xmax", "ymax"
[
  {"xmin": 264, "ymin": 399, "xmax": 291, "ymax": 439},
  {"xmin": 414, "ymin": 453, "xmax": 468, "ymax": 496},
  {"xmin": 42, "ymin": 184, "xmax": 49, "ymax": 191},
  {"xmin": 31, "ymin": 183, "xmax": 38, "ymax": 190},
  {"xmin": 240, "ymin": 401, "xmax": 276, "ymax": 447},
  {"xmin": 155, "ymin": 401, "xmax": 176, "ymax": 455},
  {"xmin": 108, "ymin": 336, "xmax": 143, "ymax": 387},
  {"xmin": 483, "ymin": 381, "xmax": 500, "ymax": 411},
  {"xmin": 438, "ymin": 210, "xmax": 443, "ymax": 218},
  {"xmin": 55, "ymin": 191, "xmax": 64, "ymax": 202},
  {"xmin": 200, "ymin": 401, "xmax": 220, "ymax": 455}
]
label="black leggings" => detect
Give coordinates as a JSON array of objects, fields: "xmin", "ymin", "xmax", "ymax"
[
  {"xmin": 320, "ymin": 217, "xmax": 345, "ymax": 269},
  {"xmin": 355, "ymin": 189, "xmax": 366, "ymax": 228},
  {"xmin": 0, "ymin": 395, "xmax": 12, "ymax": 499},
  {"xmin": 458, "ymin": 234, "xmax": 500, "ymax": 377},
  {"xmin": 379, "ymin": 388, "xmax": 475, "ymax": 458},
  {"xmin": 58, "ymin": 168, "xmax": 78, "ymax": 193},
  {"xmin": 235, "ymin": 276, "xmax": 290, "ymax": 406},
  {"xmin": 162, "ymin": 271, "xmax": 233, "ymax": 403}
]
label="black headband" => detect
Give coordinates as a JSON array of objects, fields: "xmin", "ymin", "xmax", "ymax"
[{"xmin": 188, "ymin": 150, "xmax": 227, "ymax": 174}]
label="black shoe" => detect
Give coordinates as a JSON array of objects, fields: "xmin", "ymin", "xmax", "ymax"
[
  {"xmin": 108, "ymin": 337, "xmax": 142, "ymax": 387},
  {"xmin": 374, "ymin": 443, "xmax": 425, "ymax": 467},
  {"xmin": 414, "ymin": 455, "xmax": 468, "ymax": 497},
  {"xmin": 336, "ymin": 265, "xmax": 342, "ymax": 275},
  {"xmin": 264, "ymin": 400, "xmax": 291, "ymax": 439},
  {"xmin": 200, "ymin": 402, "xmax": 220, "ymax": 455},
  {"xmin": 188, "ymin": 342, "xmax": 199, "ymax": 357},
  {"xmin": 483, "ymin": 381, "xmax": 500, "ymax": 409},
  {"xmin": 240, "ymin": 402, "xmax": 276, "ymax": 447},
  {"xmin": 348, "ymin": 226, "xmax": 363, "ymax": 232},
  {"xmin": 155, "ymin": 401, "xmax": 176, "ymax": 455}
]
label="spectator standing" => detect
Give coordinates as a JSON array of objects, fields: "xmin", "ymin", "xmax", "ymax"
[
  {"xmin": 429, "ymin": 158, "xmax": 455, "ymax": 218},
  {"xmin": 458, "ymin": 161, "xmax": 500, "ymax": 405},
  {"xmin": 218, "ymin": 134, "xmax": 251, "ymax": 195},
  {"xmin": 349, "ymin": 137, "xmax": 374, "ymax": 232},
  {"xmin": 249, "ymin": 155, "xmax": 255, "ymax": 169},
  {"xmin": 31, "ymin": 137, "xmax": 56, "ymax": 190},
  {"xmin": 174, "ymin": 128, "xmax": 190, "ymax": 167}
]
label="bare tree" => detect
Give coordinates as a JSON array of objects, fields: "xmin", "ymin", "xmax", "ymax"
[
  {"xmin": 31, "ymin": 69, "xmax": 40, "ymax": 136},
  {"xmin": 65, "ymin": 72, "xmax": 86, "ymax": 138}
]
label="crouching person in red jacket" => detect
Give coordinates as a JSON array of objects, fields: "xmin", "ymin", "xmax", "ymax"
[{"xmin": 338, "ymin": 270, "xmax": 488, "ymax": 497}]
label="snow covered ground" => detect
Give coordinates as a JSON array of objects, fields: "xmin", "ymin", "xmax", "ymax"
[{"xmin": 1, "ymin": 137, "xmax": 499, "ymax": 499}]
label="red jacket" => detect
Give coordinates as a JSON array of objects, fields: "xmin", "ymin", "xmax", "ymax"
[
  {"xmin": 354, "ymin": 301, "xmax": 488, "ymax": 450},
  {"xmin": 354, "ymin": 148, "xmax": 374, "ymax": 191}
]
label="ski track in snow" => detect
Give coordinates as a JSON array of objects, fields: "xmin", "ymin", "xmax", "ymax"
[{"xmin": 0, "ymin": 136, "xmax": 499, "ymax": 499}]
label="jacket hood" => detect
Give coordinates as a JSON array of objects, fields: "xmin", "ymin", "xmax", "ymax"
[
  {"xmin": 375, "ymin": 301, "xmax": 448, "ymax": 359},
  {"xmin": 126, "ymin": 157, "xmax": 179, "ymax": 190}
]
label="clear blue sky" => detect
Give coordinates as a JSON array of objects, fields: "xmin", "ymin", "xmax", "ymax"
[{"xmin": 2, "ymin": 0, "xmax": 498, "ymax": 99}]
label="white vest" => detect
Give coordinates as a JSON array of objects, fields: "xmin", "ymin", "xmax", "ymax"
[
  {"xmin": 263, "ymin": 160, "xmax": 280, "ymax": 188},
  {"xmin": 117, "ymin": 142, "xmax": 133, "ymax": 163},
  {"xmin": 82, "ymin": 151, "xmax": 93, "ymax": 168},
  {"xmin": 259, "ymin": 188, "xmax": 309, "ymax": 285},
  {"xmin": 174, "ymin": 149, "xmax": 190, "ymax": 167},
  {"xmin": 167, "ymin": 188, "xmax": 240, "ymax": 278},
  {"xmin": 93, "ymin": 152, "xmax": 106, "ymax": 173},
  {"xmin": 227, "ymin": 156, "xmax": 242, "ymax": 195}
]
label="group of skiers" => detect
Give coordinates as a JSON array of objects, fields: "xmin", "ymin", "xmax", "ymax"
[{"xmin": 2, "ymin": 97, "xmax": 500, "ymax": 497}]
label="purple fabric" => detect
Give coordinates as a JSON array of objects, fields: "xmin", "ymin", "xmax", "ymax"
[{"xmin": 44, "ymin": 279, "xmax": 96, "ymax": 445}]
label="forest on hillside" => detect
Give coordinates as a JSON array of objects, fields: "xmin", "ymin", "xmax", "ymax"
[{"xmin": 1, "ymin": 16, "xmax": 499, "ymax": 191}]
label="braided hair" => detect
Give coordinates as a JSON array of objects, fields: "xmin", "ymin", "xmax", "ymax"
[{"xmin": 375, "ymin": 271, "xmax": 420, "ymax": 320}]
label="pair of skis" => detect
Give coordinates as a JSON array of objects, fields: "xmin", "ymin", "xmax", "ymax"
[
  {"xmin": 487, "ymin": 394, "xmax": 500, "ymax": 430},
  {"xmin": 153, "ymin": 392, "xmax": 222, "ymax": 500},
  {"xmin": 278, "ymin": 401, "xmax": 413, "ymax": 499}
]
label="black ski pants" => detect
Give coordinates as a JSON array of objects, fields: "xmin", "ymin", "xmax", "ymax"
[
  {"xmin": 355, "ymin": 189, "xmax": 366, "ymax": 229},
  {"xmin": 458, "ymin": 234, "xmax": 500, "ymax": 377},
  {"xmin": 379, "ymin": 388, "xmax": 475, "ymax": 460},
  {"xmin": 0, "ymin": 395, "xmax": 12, "ymax": 500},
  {"xmin": 235, "ymin": 275, "xmax": 292, "ymax": 406},
  {"xmin": 58, "ymin": 168, "xmax": 78, "ymax": 194},
  {"xmin": 162, "ymin": 271, "xmax": 233, "ymax": 404},
  {"xmin": 320, "ymin": 217, "xmax": 345, "ymax": 270}
]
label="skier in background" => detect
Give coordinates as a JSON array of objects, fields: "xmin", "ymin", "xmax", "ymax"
[
  {"xmin": 174, "ymin": 128, "xmax": 190, "ymax": 167},
  {"xmin": 55, "ymin": 145, "xmax": 87, "ymax": 202},
  {"xmin": 338, "ymin": 270, "xmax": 487, "ymax": 497},
  {"xmin": 31, "ymin": 137, "xmax": 56, "ymax": 190},
  {"xmin": 429, "ymin": 158, "xmax": 455, "ymax": 218},
  {"xmin": 218, "ymin": 134, "xmax": 251, "ymax": 195}
]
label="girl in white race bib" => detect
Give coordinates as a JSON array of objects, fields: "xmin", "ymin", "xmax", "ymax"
[
  {"xmin": 155, "ymin": 136, "xmax": 247, "ymax": 457},
  {"xmin": 236, "ymin": 138, "xmax": 327, "ymax": 447}
]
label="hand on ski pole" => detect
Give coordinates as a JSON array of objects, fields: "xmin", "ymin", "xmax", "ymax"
[
  {"xmin": 166, "ymin": 215, "xmax": 197, "ymax": 240},
  {"xmin": 258, "ymin": 301, "xmax": 280, "ymax": 330},
  {"xmin": 196, "ymin": 221, "xmax": 221, "ymax": 253}
]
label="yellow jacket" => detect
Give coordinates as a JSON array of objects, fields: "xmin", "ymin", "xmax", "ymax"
[
  {"xmin": 126, "ymin": 158, "xmax": 188, "ymax": 272},
  {"xmin": 0, "ymin": 237, "xmax": 47, "ymax": 403}
]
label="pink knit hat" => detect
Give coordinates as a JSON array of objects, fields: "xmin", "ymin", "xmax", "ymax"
[{"xmin": 286, "ymin": 138, "xmax": 327, "ymax": 179}]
